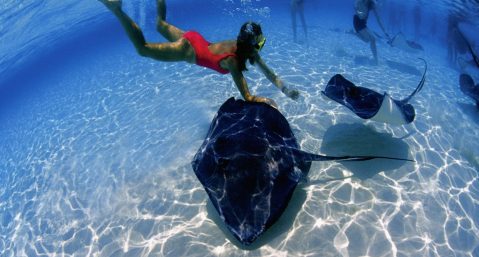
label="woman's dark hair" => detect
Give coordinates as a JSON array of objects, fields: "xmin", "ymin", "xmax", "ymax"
[{"xmin": 235, "ymin": 22, "xmax": 263, "ymax": 71}]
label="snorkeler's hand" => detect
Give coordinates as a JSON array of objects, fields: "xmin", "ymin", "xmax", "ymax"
[
  {"xmin": 282, "ymin": 87, "xmax": 300, "ymax": 100},
  {"xmin": 250, "ymin": 96, "xmax": 278, "ymax": 109},
  {"xmin": 264, "ymin": 98, "xmax": 278, "ymax": 108}
]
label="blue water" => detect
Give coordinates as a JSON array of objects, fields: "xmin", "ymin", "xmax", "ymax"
[{"xmin": 1, "ymin": 0, "xmax": 479, "ymax": 256}]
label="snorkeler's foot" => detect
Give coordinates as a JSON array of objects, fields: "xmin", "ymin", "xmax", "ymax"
[
  {"xmin": 98, "ymin": 0, "xmax": 122, "ymax": 11},
  {"xmin": 157, "ymin": 0, "xmax": 166, "ymax": 20}
]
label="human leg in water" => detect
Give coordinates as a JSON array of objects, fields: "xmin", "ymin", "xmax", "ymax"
[
  {"xmin": 156, "ymin": 0, "xmax": 185, "ymax": 42},
  {"xmin": 356, "ymin": 27, "xmax": 378, "ymax": 65},
  {"xmin": 98, "ymin": 0, "xmax": 194, "ymax": 63}
]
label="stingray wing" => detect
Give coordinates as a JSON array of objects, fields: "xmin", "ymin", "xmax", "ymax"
[{"xmin": 322, "ymin": 74, "xmax": 383, "ymax": 119}]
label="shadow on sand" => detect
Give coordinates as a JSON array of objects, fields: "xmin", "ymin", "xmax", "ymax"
[
  {"xmin": 354, "ymin": 55, "xmax": 377, "ymax": 66},
  {"xmin": 319, "ymin": 123, "xmax": 412, "ymax": 180},
  {"xmin": 386, "ymin": 60, "xmax": 422, "ymax": 76}
]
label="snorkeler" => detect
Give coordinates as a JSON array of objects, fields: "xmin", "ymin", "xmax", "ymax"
[
  {"xmin": 353, "ymin": 0, "xmax": 390, "ymax": 64},
  {"xmin": 98, "ymin": 0, "xmax": 299, "ymax": 107},
  {"xmin": 291, "ymin": 0, "xmax": 307, "ymax": 43}
]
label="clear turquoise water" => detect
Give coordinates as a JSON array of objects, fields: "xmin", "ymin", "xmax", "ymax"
[{"xmin": 1, "ymin": 1, "xmax": 479, "ymax": 256}]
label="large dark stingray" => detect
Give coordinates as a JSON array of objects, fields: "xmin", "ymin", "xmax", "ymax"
[
  {"xmin": 460, "ymin": 73, "xmax": 479, "ymax": 108},
  {"xmin": 191, "ymin": 97, "xmax": 412, "ymax": 245},
  {"xmin": 322, "ymin": 59, "xmax": 427, "ymax": 125}
]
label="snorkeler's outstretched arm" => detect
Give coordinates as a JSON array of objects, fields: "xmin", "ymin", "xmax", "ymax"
[
  {"xmin": 255, "ymin": 56, "xmax": 300, "ymax": 100},
  {"xmin": 225, "ymin": 57, "xmax": 278, "ymax": 107}
]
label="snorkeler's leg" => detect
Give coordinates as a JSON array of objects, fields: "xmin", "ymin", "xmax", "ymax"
[
  {"xmin": 157, "ymin": 0, "xmax": 166, "ymax": 20},
  {"xmin": 156, "ymin": 0, "xmax": 184, "ymax": 42},
  {"xmin": 141, "ymin": 39, "xmax": 194, "ymax": 62},
  {"xmin": 99, "ymin": 0, "xmax": 192, "ymax": 62},
  {"xmin": 99, "ymin": 0, "xmax": 151, "ymax": 56}
]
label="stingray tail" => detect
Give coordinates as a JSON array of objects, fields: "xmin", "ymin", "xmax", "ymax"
[
  {"xmin": 400, "ymin": 58, "xmax": 427, "ymax": 103},
  {"xmin": 296, "ymin": 150, "xmax": 414, "ymax": 163}
]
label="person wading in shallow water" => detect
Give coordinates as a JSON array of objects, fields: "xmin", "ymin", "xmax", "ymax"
[
  {"xmin": 353, "ymin": 0, "xmax": 390, "ymax": 65},
  {"xmin": 291, "ymin": 0, "xmax": 307, "ymax": 43},
  {"xmin": 98, "ymin": 0, "xmax": 300, "ymax": 107}
]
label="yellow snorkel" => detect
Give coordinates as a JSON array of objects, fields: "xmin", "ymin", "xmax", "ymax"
[{"xmin": 256, "ymin": 36, "xmax": 266, "ymax": 51}]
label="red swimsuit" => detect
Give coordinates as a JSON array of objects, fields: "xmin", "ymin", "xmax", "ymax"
[{"xmin": 182, "ymin": 31, "xmax": 236, "ymax": 74}]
